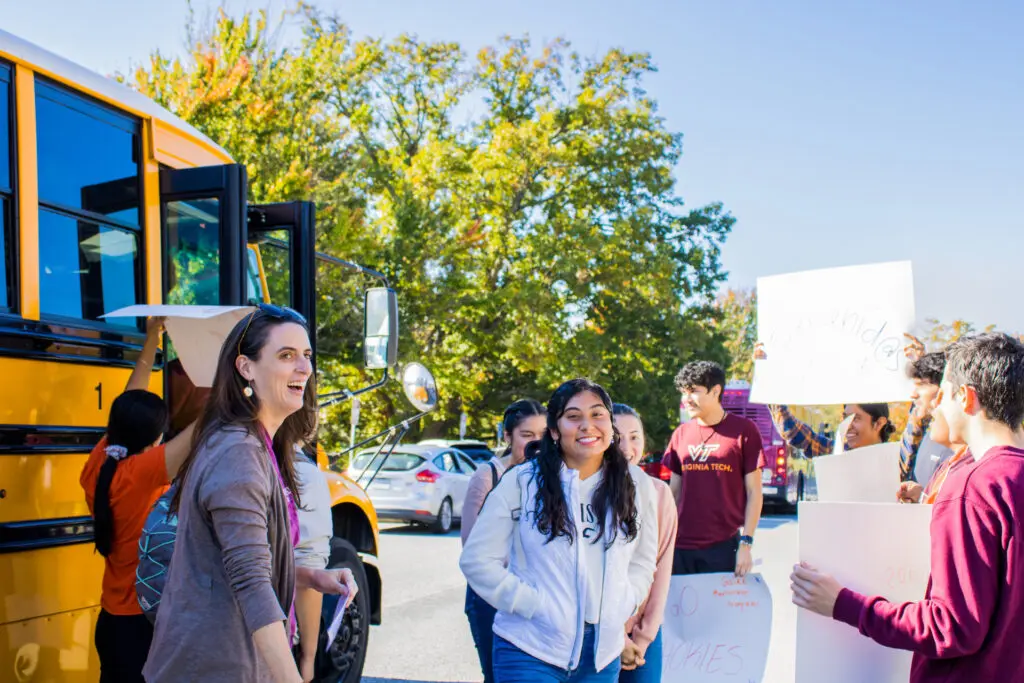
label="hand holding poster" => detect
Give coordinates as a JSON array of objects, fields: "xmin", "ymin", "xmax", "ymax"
[
  {"xmin": 797, "ymin": 502, "xmax": 932, "ymax": 683},
  {"xmin": 750, "ymin": 261, "xmax": 915, "ymax": 405},
  {"xmin": 103, "ymin": 304, "xmax": 254, "ymax": 387},
  {"xmin": 661, "ymin": 573, "xmax": 772, "ymax": 682}
]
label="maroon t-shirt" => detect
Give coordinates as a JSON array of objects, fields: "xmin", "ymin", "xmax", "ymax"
[{"xmin": 662, "ymin": 413, "xmax": 766, "ymax": 550}]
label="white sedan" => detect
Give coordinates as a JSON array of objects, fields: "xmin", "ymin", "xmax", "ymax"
[{"xmin": 347, "ymin": 444, "xmax": 478, "ymax": 533}]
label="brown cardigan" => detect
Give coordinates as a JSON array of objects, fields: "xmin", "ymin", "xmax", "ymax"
[{"xmin": 144, "ymin": 426, "xmax": 296, "ymax": 682}]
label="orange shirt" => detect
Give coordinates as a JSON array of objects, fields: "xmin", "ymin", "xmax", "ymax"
[
  {"xmin": 922, "ymin": 445, "xmax": 972, "ymax": 505},
  {"xmin": 80, "ymin": 437, "xmax": 170, "ymax": 615}
]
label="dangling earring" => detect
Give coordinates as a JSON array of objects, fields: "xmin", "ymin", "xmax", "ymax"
[{"xmin": 243, "ymin": 381, "xmax": 254, "ymax": 398}]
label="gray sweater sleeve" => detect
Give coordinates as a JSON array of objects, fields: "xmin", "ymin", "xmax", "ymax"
[{"xmin": 199, "ymin": 441, "xmax": 286, "ymax": 634}]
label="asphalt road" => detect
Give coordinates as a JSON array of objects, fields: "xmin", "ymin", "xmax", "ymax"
[{"xmin": 363, "ymin": 510, "xmax": 801, "ymax": 683}]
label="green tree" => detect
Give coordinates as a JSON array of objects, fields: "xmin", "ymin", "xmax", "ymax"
[
  {"xmin": 712, "ymin": 288, "xmax": 757, "ymax": 382},
  {"xmin": 128, "ymin": 6, "xmax": 735, "ymax": 452}
]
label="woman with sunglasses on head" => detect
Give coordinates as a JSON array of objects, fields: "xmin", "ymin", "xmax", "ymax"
[
  {"xmin": 461, "ymin": 379, "xmax": 659, "ymax": 683},
  {"xmin": 144, "ymin": 305, "xmax": 358, "ymax": 683},
  {"xmin": 613, "ymin": 404, "xmax": 677, "ymax": 683},
  {"xmin": 460, "ymin": 399, "xmax": 547, "ymax": 683}
]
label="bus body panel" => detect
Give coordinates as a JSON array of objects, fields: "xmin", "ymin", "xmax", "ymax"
[
  {"xmin": 0, "ymin": 606, "xmax": 100, "ymax": 682},
  {"xmin": 0, "ymin": 544, "xmax": 102, "ymax": 625}
]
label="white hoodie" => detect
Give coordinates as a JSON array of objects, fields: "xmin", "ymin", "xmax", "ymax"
[{"xmin": 459, "ymin": 460, "xmax": 659, "ymax": 673}]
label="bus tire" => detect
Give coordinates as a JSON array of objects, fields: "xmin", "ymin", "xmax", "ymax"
[{"xmin": 315, "ymin": 538, "xmax": 370, "ymax": 683}]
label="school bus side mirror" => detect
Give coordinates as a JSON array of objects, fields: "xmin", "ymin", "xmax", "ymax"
[{"xmin": 364, "ymin": 287, "xmax": 399, "ymax": 369}]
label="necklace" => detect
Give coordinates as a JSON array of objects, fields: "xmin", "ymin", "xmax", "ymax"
[{"xmin": 695, "ymin": 411, "xmax": 728, "ymax": 450}]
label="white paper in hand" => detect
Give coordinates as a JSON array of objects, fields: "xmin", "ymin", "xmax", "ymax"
[
  {"xmin": 103, "ymin": 304, "xmax": 254, "ymax": 387},
  {"xmin": 324, "ymin": 590, "xmax": 351, "ymax": 653}
]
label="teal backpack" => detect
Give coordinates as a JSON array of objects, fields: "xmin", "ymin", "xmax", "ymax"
[{"xmin": 135, "ymin": 484, "xmax": 179, "ymax": 623}]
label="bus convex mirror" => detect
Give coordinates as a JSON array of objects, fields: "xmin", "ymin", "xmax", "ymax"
[
  {"xmin": 364, "ymin": 287, "xmax": 399, "ymax": 369},
  {"xmin": 402, "ymin": 362, "xmax": 438, "ymax": 412}
]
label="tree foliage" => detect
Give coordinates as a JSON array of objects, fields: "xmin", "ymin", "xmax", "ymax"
[{"xmin": 127, "ymin": 5, "xmax": 735, "ymax": 452}]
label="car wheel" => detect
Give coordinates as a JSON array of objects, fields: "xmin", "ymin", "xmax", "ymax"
[
  {"xmin": 432, "ymin": 497, "xmax": 453, "ymax": 534},
  {"xmin": 314, "ymin": 538, "xmax": 370, "ymax": 683}
]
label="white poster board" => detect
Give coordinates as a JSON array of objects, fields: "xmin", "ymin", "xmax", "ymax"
[
  {"xmin": 813, "ymin": 442, "xmax": 901, "ymax": 503},
  {"xmin": 797, "ymin": 502, "xmax": 932, "ymax": 683},
  {"xmin": 103, "ymin": 304, "xmax": 254, "ymax": 387},
  {"xmin": 662, "ymin": 573, "xmax": 772, "ymax": 682},
  {"xmin": 750, "ymin": 261, "xmax": 915, "ymax": 405}
]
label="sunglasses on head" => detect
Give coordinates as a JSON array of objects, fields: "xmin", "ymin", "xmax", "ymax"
[{"xmin": 237, "ymin": 303, "xmax": 307, "ymax": 357}]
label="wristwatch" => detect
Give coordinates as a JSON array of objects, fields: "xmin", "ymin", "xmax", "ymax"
[{"xmin": 739, "ymin": 535, "xmax": 754, "ymax": 547}]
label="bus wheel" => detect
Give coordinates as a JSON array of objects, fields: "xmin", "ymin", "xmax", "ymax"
[{"xmin": 316, "ymin": 538, "xmax": 370, "ymax": 683}]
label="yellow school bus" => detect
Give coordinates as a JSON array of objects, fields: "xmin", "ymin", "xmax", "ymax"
[{"xmin": 0, "ymin": 29, "xmax": 388, "ymax": 682}]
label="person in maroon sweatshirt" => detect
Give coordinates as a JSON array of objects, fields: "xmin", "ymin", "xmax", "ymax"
[{"xmin": 791, "ymin": 332, "xmax": 1024, "ymax": 683}]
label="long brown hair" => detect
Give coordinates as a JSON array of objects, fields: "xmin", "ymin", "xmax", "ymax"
[{"xmin": 171, "ymin": 308, "xmax": 317, "ymax": 513}]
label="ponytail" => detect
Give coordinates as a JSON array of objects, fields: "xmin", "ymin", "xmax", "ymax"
[{"xmin": 94, "ymin": 390, "xmax": 168, "ymax": 557}]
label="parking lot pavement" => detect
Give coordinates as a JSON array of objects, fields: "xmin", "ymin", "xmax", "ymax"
[{"xmin": 363, "ymin": 512, "xmax": 800, "ymax": 683}]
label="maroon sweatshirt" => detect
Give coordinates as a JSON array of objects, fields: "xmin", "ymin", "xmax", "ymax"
[{"xmin": 832, "ymin": 445, "xmax": 1024, "ymax": 683}]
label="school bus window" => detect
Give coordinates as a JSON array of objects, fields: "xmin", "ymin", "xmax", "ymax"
[
  {"xmin": 165, "ymin": 197, "xmax": 220, "ymax": 305},
  {"xmin": 260, "ymin": 229, "xmax": 291, "ymax": 305},
  {"xmin": 35, "ymin": 79, "xmax": 141, "ymax": 227},
  {"xmin": 38, "ymin": 209, "xmax": 139, "ymax": 326},
  {"xmin": 0, "ymin": 64, "xmax": 12, "ymax": 312}
]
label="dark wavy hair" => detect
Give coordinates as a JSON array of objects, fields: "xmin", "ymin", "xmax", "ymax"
[
  {"xmin": 171, "ymin": 308, "xmax": 317, "ymax": 513},
  {"xmin": 93, "ymin": 390, "xmax": 168, "ymax": 557},
  {"xmin": 907, "ymin": 351, "xmax": 946, "ymax": 386},
  {"xmin": 531, "ymin": 379, "xmax": 639, "ymax": 547},
  {"xmin": 945, "ymin": 333, "xmax": 1024, "ymax": 428}
]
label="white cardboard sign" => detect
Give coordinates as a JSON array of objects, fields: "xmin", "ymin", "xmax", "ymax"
[
  {"xmin": 750, "ymin": 261, "xmax": 915, "ymax": 406},
  {"xmin": 103, "ymin": 304, "xmax": 254, "ymax": 387},
  {"xmin": 797, "ymin": 502, "xmax": 932, "ymax": 683},
  {"xmin": 812, "ymin": 442, "xmax": 901, "ymax": 503},
  {"xmin": 661, "ymin": 573, "xmax": 772, "ymax": 682}
]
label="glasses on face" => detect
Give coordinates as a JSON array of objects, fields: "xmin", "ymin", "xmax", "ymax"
[{"xmin": 237, "ymin": 304, "xmax": 307, "ymax": 357}]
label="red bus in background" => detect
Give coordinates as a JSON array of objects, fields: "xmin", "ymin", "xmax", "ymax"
[{"xmin": 719, "ymin": 381, "xmax": 791, "ymax": 507}]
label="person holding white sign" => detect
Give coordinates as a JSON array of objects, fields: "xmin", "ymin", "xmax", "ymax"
[
  {"xmin": 791, "ymin": 333, "xmax": 1024, "ymax": 683},
  {"xmin": 662, "ymin": 361, "xmax": 766, "ymax": 576}
]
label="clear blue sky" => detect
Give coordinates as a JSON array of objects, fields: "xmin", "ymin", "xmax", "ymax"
[{"xmin": 6, "ymin": 0, "xmax": 1022, "ymax": 332}]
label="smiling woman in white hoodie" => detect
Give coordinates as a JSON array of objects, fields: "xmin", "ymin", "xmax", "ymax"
[{"xmin": 460, "ymin": 378, "xmax": 659, "ymax": 683}]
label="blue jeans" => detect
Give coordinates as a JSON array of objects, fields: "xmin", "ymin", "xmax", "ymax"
[
  {"xmin": 618, "ymin": 628, "xmax": 663, "ymax": 683},
  {"xmin": 493, "ymin": 624, "xmax": 621, "ymax": 683},
  {"xmin": 465, "ymin": 587, "xmax": 498, "ymax": 683}
]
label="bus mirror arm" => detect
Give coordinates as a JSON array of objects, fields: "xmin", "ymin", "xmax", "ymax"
[
  {"xmin": 327, "ymin": 408, "xmax": 434, "ymax": 481},
  {"xmin": 318, "ymin": 368, "xmax": 389, "ymax": 409}
]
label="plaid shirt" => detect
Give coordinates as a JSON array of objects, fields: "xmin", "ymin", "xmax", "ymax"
[
  {"xmin": 768, "ymin": 405, "xmax": 834, "ymax": 457},
  {"xmin": 899, "ymin": 406, "xmax": 932, "ymax": 484}
]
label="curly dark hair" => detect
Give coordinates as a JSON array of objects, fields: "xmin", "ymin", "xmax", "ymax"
[
  {"xmin": 531, "ymin": 379, "xmax": 639, "ymax": 547},
  {"xmin": 674, "ymin": 360, "xmax": 726, "ymax": 402},
  {"xmin": 906, "ymin": 351, "xmax": 946, "ymax": 386}
]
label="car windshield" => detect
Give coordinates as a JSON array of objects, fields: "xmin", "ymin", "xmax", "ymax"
[
  {"xmin": 459, "ymin": 446, "xmax": 494, "ymax": 462},
  {"xmin": 351, "ymin": 452, "xmax": 426, "ymax": 472}
]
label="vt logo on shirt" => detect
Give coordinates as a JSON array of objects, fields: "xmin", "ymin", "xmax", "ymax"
[{"xmin": 688, "ymin": 443, "xmax": 720, "ymax": 463}]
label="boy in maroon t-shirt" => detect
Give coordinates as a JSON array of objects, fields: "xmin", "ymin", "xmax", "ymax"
[
  {"xmin": 792, "ymin": 333, "xmax": 1024, "ymax": 683},
  {"xmin": 662, "ymin": 360, "xmax": 766, "ymax": 576}
]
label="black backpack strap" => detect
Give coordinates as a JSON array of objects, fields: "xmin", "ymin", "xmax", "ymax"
[{"xmin": 488, "ymin": 461, "xmax": 499, "ymax": 489}]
